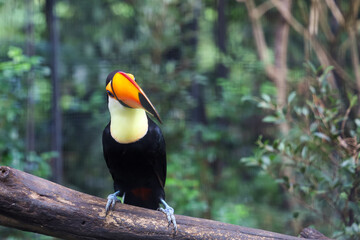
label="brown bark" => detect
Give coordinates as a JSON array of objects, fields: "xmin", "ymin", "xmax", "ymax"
[
  {"xmin": 300, "ymin": 227, "xmax": 333, "ymax": 240},
  {"xmin": 0, "ymin": 166, "xmax": 305, "ymax": 240}
]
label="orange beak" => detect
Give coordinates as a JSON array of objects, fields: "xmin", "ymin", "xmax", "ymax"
[{"xmin": 106, "ymin": 71, "xmax": 162, "ymax": 123}]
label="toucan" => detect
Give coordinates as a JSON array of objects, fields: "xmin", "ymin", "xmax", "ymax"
[{"xmin": 102, "ymin": 70, "xmax": 177, "ymax": 231}]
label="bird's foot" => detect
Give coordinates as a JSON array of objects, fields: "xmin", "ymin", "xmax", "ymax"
[
  {"xmin": 105, "ymin": 191, "xmax": 121, "ymax": 215},
  {"xmin": 158, "ymin": 199, "xmax": 177, "ymax": 233}
]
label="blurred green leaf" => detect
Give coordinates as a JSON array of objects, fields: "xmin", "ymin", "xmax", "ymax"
[
  {"xmin": 313, "ymin": 132, "xmax": 331, "ymax": 142},
  {"xmin": 287, "ymin": 91, "xmax": 296, "ymax": 105},
  {"xmin": 263, "ymin": 115, "xmax": 278, "ymax": 123}
]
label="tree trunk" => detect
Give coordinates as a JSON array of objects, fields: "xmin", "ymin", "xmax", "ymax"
[
  {"xmin": 243, "ymin": 0, "xmax": 304, "ymax": 232},
  {"xmin": 25, "ymin": 0, "xmax": 35, "ymax": 161},
  {"xmin": 0, "ymin": 166, "xmax": 305, "ymax": 240},
  {"xmin": 274, "ymin": 0, "xmax": 290, "ymax": 134},
  {"xmin": 214, "ymin": 0, "xmax": 228, "ymax": 99},
  {"xmin": 46, "ymin": 0, "xmax": 63, "ymax": 184},
  {"xmin": 348, "ymin": 0, "xmax": 360, "ymax": 111}
]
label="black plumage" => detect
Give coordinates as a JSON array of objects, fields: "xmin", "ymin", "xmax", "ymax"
[{"xmin": 102, "ymin": 117, "xmax": 166, "ymax": 210}]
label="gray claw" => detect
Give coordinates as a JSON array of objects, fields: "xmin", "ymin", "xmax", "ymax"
[
  {"xmin": 159, "ymin": 199, "xmax": 177, "ymax": 233},
  {"xmin": 105, "ymin": 191, "xmax": 120, "ymax": 215}
]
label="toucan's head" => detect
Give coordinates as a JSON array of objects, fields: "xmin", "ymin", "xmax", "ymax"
[{"xmin": 105, "ymin": 70, "xmax": 162, "ymax": 123}]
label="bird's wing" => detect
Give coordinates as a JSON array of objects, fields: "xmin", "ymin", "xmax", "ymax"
[
  {"xmin": 148, "ymin": 118, "xmax": 167, "ymax": 189},
  {"xmin": 102, "ymin": 123, "xmax": 112, "ymax": 169}
]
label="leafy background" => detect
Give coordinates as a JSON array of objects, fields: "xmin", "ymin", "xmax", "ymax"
[{"xmin": 0, "ymin": 0, "xmax": 359, "ymax": 239}]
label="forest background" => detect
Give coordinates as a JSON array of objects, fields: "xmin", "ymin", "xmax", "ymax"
[{"xmin": 1, "ymin": 0, "xmax": 360, "ymax": 239}]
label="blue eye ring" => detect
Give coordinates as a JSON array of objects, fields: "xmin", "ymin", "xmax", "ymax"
[{"xmin": 107, "ymin": 90, "xmax": 114, "ymax": 98}]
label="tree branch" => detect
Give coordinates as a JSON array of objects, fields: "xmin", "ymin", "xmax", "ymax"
[
  {"xmin": 300, "ymin": 227, "xmax": 332, "ymax": 240},
  {"xmin": 270, "ymin": 0, "xmax": 353, "ymax": 87},
  {"xmin": 325, "ymin": 0, "xmax": 345, "ymax": 26},
  {"xmin": 244, "ymin": 0, "xmax": 277, "ymax": 81},
  {"xmin": 347, "ymin": 0, "xmax": 360, "ymax": 104},
  {"xmin": 0, "ymin": 166, "xmax": 305, "ymax": 240}
]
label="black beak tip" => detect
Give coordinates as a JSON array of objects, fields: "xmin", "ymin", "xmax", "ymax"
[{"xmin": 138, "ymin": 94, "xmax": 163, "ymax": 124}]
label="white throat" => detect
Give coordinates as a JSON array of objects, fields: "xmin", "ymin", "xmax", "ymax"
[{"xmin": 108, "ymin": 97, "xmax": 148, "ymax": 144}]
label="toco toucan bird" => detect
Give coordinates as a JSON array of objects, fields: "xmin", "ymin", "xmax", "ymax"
[{"xmin": 102, "ymin": 70, "xmax": 177, "ymax": 231}]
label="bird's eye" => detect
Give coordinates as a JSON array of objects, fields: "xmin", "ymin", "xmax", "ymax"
[{"xmin": 107, "ymin": 90, "xmax": 114, "ymax": 98}]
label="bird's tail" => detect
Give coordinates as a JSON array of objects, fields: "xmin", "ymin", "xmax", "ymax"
[{"xmin": 124, "ymin": 187, "xmax": 159, "ymax": 210}]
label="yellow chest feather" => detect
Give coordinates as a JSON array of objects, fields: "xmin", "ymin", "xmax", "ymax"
[{"xmin": 108, "ymin": 97, "xmax": 148, "ymax": 144}]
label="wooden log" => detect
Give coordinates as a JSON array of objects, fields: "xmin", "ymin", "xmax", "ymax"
[
  {"xmin": 0, "ymin": 166, "xmax": 304, "ymax": 240},
  {"xmin": 300, "ymin": 228, "xmax": 333, "ymax": 240}
]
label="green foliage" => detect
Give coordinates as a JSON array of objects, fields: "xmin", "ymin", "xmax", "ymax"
[
  {"xmin": 0, "ymin": 46, "xmax": 55, "ymax": 239},
  {"xmin": 242, "ymin": 65, "xmax": 360, "ymax": 239},
  {"xmin": 0, "ymin": 46, "xmax": 52, "ymax": 176}
]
